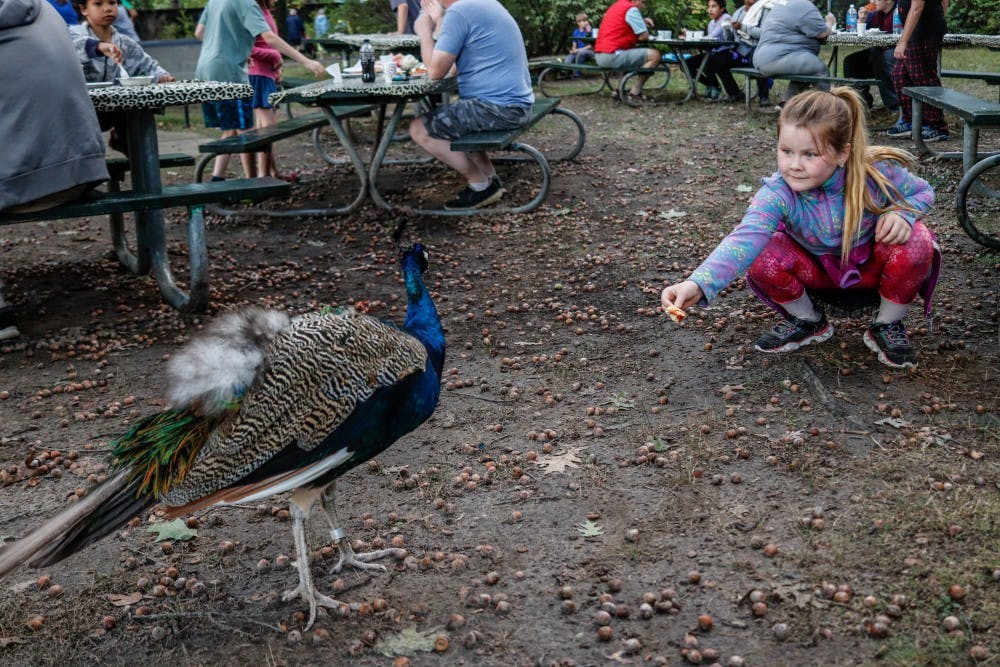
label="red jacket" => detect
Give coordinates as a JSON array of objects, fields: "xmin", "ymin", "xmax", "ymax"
[{"xmin": 595, "ymin": 0, "xmax": 644, "ymax": 53}]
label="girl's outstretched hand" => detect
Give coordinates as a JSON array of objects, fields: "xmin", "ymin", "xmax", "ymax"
[
  {"xmin": 875, "ymin": 212, "xmax": 912, "ymax": 245},
  {"xmin": 661, "ymin": 280, "xmax": 704, "ymax": 312}
]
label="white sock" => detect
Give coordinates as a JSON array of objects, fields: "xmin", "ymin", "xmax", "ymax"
[
  {"xmin": 781, "ymin": 294, "xmax": 820, "ymax": 322},
  {"xmin": 468, "ymin": 179, "xmax": 491, "ymax": 192},
  {"xmin": 875, "ymin": 297, "xmax": 909, "ymax": 325}
]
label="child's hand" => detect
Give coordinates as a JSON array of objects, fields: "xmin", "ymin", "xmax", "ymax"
[
  {"xmin": 98, "ymin": 42, "xmax": 124, "ymax": 64},
  {"xmin": 875, "ymin": 212, "xmax": 912, "ymax": 245},
  {"xmin": 661, "ymin": 280, "xmax": 704, "ymax": 312},
  {"xmin": 157, "ymin": 74, "xmax": 175, "ymax": 83},
  {"xmin": 304, "ymin": 58, "xmax": 325, "ymax": 77},
  {"xmin": 421, "ymin": 0, "xmax": 444, "ymax": 24}
]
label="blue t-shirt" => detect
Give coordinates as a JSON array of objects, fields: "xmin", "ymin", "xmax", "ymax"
[
  {"xmin": 435, "ymin": 0, "xmax": 534, "ymax": 109},
  {"xmin": 195, "ymin": 0, "xmax": 271, "ymax": 83},
  {"xmin": 46, "ymin": 0, "xmax": 78, "ymax": 26},
  {"xmin": 572, "ymin": 27, "xmax": 591, "ymax": 50}
]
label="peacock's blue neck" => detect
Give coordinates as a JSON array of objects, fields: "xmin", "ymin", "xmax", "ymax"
[{"xmin": 403, "ymin": 260, "xmax": 445, "ymax": 377}]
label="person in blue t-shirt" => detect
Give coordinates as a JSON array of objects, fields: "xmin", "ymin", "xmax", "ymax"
[
  {"xmin": 409, "ymin": 0, "xmax": 535, "ymax": 210},
  {"xmin": 565, "ymin": 13, "xmax": 594, "ymax": 76},
  {"xmin": 46, "ymin": 0, "xmax": 79, "ymax": 26}
]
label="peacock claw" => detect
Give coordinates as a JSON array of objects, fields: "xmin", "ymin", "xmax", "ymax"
[
  {"xmin": 281, "ymin": 584, "xmax": 340, "ymax": 630},
  {"xmin": 332, "ymin": 546, "xmax": 405, "ymax": 574}
]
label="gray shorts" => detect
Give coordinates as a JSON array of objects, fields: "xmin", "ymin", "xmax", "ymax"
[
  {"xmin": 594, "ymin": 49, "xmax": 653, "ymax": 70},
  {"xmin": 422, "ymin": 98, "xmax": 531, "ymax": 141}
]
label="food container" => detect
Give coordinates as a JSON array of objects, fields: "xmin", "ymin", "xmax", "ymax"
[{"xmin": 118, "ymin": 76, "xmax": 155, "ymax": 86}]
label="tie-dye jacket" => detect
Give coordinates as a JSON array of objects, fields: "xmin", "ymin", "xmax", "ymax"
[{"xmin": 689, "ymin": 160, "xmax": 934, "ymax": 304}]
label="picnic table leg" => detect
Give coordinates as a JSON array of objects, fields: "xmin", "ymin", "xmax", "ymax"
[
  {"xmin": 368, "ymin": 102, "xmax": 408, "ymax": 211},
  {"xmin": 125, "ymin": 110, "xmax": 161, "ymax": 276},
  {"xmin": 671, "ymin": 46, "xmax": 697, "ymax": 103}
]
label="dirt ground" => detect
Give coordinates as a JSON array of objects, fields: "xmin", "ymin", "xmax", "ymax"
[{"xmin": 0, "ymin": 87, "xmax": 998, "ymax": 667}]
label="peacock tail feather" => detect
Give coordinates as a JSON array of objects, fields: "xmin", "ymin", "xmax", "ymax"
[{"xmin": 112, "ymin": 408, "xmax": 229, "ymax": 499}]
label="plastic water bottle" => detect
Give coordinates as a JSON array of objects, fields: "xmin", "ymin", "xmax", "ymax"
[
  {"xmin": 892, "ymin": 6, "xmax": 903, "ymax": 34},
  {"xmin": 846, "ymin": 4, "xmax": 858, "ymax": 33},
  {"xmin": 360, "ymin": 39, "xmax": 375, "ymax": 83}
]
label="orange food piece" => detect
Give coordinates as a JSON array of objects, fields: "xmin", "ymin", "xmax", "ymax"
[{"xmin": 666, "ymin": 305, "xmax": 686, "ymax": 323}]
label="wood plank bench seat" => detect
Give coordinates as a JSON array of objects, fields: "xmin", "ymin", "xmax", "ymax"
[
  {"xmin": 731, "ymin": 67, "xmax": 879, "ymax": 111},
  {"xmin": 106, "ymin": 153, "xmax": 195, "ymax": 182},
  {"xmin": 903, "ymin": 86, "xmax": 1000, "ymax": 171},
  {"xmin": 389, "ymin": 97, "xmax": 585, "ymax": 216},
  {"xmin": 194, "ymin": 106, "xmax": 376, "ymax": 181},
  {"xmin": 0, "ymin": 178, "xmax": 290, "ymax": 312}
]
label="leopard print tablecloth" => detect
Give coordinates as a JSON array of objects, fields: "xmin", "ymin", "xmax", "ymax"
[
  {"xmin": 87, "ymin": 80, "xmax": 252, "ymax": 113},
  {"xmin": 828, "ymin": 32, "xmax": 1000, "ymax": 49},
  {"xmin": 323, "ymin": 33, "xmax": 420, "ymax": 51},
  {"xmin": 272, "ymin": 76, "xmax": 456, "ymax": 106}
]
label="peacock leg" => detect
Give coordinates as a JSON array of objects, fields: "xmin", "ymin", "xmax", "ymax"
[
  {"xmin": 320, "ymin": 482, "xmax": 406, "ymax": 573},
  {"xmin": 281, "ymin": 494, "xmax": 339, "ymax": 630}
]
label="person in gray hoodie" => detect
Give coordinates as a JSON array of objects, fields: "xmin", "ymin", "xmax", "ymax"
[{"xmin": 0, "ymin": 0, "xmax": 108, "ymax": 339}]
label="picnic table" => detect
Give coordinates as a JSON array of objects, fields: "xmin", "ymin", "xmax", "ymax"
[
  {"xmin": 648, "ymin": 36, "xmax": 736, "ymax": 103},
  {"xmin": 87, "ymin": 81, "xmax": 287, "ymax": 311},
  {"xmin": 271, "ymin": 75, "xmax": 457, "ymax": 215},
  {"xmin": 825, "ymin": 31, "xmax": 1000, "ymax": 78},
  {"xmin": 308, "ymin": 33, "xmax": 421, "ymax": 66}
]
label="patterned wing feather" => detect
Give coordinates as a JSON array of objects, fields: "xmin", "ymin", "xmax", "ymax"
[{"xmin": 162, "ymin": 311, "xmax": 427, "ymax": 504}]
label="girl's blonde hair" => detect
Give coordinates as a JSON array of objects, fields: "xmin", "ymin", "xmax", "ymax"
[
  {"xmin": 575, "ymin": 12, "xmax": 589, "ymax": 22},
  {"xmin": 778, "ymin": 87, "xmax": 918, "ymax": 264}
]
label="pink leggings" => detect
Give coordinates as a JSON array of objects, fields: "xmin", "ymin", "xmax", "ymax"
[{"xmin": 747, "ymin": 222, "xmax": 936, "ymax": 306}]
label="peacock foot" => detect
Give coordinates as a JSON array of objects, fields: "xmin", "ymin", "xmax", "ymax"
[
  {"xmin": 281, "ymin": 584, "xmax": 341, "ymax": 630},
  {"xmin": 332, "ymin": 545, "xmax": 407, "ymax": 574}
]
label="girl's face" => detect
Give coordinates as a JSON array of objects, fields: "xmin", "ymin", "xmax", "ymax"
[
  {"xmin": 81, "ymin": 0, "xmax": 119, "ymax": 28},
  {"xmin": 708, "ymin": 0, "xmax": 724, "ymax": 19},
  {"xmin": 776, "ymin": 125, "xmax": 850, "ymax": 192}
]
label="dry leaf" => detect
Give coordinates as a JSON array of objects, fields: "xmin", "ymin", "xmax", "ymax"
[
  {"xmin": 534, "ymin": 446, "xmax": 586, "ymax": 474},
  {"xmin": 105, "ymin": 592, "xmax": 143, "ymax": 607}
]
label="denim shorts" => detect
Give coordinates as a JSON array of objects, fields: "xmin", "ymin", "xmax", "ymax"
[
  {"xmin": 249, "ymin": 75, "xmax": 280, "ymax": 110},
  {"xmin": 202, "ymin": 98, "xmax": 254, "ymax": 130},
  {"xmin": 422, "ymin": 98, "xmax": 530, "ymax": 141}
]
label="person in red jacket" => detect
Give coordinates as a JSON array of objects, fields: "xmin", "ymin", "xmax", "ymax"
[{"xmin": 594, "ymin": 0, "xmax": 660, "ymax": 103}]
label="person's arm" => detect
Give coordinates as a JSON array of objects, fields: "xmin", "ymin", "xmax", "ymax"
[
  {"xmin": 894, "ymin": 0, "xmax": 925, "ymax": 58},
  {"xmin": 625, "ymin": 7, "xmax": 650, "ymax": 41},
  {"xmin": 119, "ymin": 36, "xmax": 173, "ymax": 81},
  {"xmin": 396, "ymin": 3, "xmax": 409, "ymax": 34},
  {"xmin": 259, "ymin": 31, "xmax": 325, "ymax": 75},
  {"xmin": 416, "ymin": 0, "xmax": 456, "ymax": 79}
]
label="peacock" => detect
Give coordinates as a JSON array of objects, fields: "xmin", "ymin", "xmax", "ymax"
[{"xmin": 0, "ymin": 244, "xmax": 444, "ymax": 629}]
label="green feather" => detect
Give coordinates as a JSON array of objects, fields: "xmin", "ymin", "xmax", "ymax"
[{"xmin": 112, "ymin": 408, "xmax": 226, "ymax": 499}]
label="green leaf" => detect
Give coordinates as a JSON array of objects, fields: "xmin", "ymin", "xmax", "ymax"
[
  {"xmin": 651, "ymin": 437, "xmax": 669, "ymax": 452},
  {"xmin": 373, "ymin": 626, "xmax": 444, "ymax": 657},
  {"xmin": 147, "ymin": 518, "xmax": 198, "ymax": 542},
  {"xmin": 575, "ymin": 519, "xmax": 604, "ymax": 538},
  {"xmin": 612, "ymin": 392, "xmax": 635, "ymax": 409}
]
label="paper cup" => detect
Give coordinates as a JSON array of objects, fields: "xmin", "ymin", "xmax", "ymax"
[
  {"xmin": 382, "ymin": 62, "xmax": 397, "ymax": 83},
  {"xmin": 592, "ymin": 28, "xmax": 598, "ymax": 37}
]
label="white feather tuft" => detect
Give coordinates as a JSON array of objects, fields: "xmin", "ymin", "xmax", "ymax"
[{"xmin": 167, "ymin": 308, "xmax": 291, "ymax": 414}]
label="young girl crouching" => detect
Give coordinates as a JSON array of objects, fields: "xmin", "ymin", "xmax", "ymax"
[{"xmin": 661, "ymin": 87, "xmax": 939, "ymax": 369}]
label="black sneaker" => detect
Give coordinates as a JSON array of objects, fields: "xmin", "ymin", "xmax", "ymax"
[
  {"xmin": 0, "ymin": 305, "xmax": 20, "ymax": 341},
  {"xmin": 754, "ymin": 314, "xmax": 833, "ymax": 353},
  {"xmin": 444, "ymin": 180, "xmax": 504, "ymax": 210},
  {"xmin": 491, "ymin": 174, "xmax": 505, "ymax": 191},
  {"xmin": 863, "ymin": 320, "xmax": 917, "ymax": 368}
]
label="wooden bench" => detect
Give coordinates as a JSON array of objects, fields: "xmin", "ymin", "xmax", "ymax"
[
  {"xmin": 940, "ymin": 70, "xmax": 1000, "ymax": 101},
  {"xmin": 0, "ymin": 178, "xmax": 290, "ymax": 312},
  {"xmin": 903, "ymin": 86, "xmax": 1000, "ymax": 172},
  {"xmin": 194, "ymin": 105, "xmax": 376, "ymax": 181},
  {"xmin": 731, "ymin": 67, "xmax": 880, "ymax": 111},
  {"xmin": 106, "ymin": 153, "xmax": 195, "ymax": 183},
  {"xmin": 536, "ymin": 61, "xmax": 672, "ymax": 105},
  {"xmin": 389, "ymin": 97, "xmax": 585, "ymax": 216}
]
